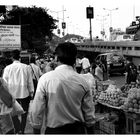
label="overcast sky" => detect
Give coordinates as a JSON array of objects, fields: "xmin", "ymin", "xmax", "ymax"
[{"xmin": 1, "ymin": 0, "xmax": 140, "ymax": 39}]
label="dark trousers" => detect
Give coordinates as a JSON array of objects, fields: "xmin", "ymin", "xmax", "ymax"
[
  {"xmin": 12, "ymin": 96, "xmax": 30, "ymax": 134},
  {"xmin": 45, "ymin": 122, "xmax": 87, "ymax": 134}
]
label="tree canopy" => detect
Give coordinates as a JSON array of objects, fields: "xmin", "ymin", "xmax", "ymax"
[{"xmin": 0, "ymin": 6, "xmax": 57, "ymax": 53}]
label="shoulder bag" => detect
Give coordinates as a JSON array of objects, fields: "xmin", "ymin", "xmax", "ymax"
[{"xmin": 30, "ymin": 65, "xmax": 38, "ymax": 96}]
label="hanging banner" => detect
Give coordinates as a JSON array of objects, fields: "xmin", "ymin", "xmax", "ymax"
[{"xmin": 0, "ymin": 25, "xmax": 21, "ymax": 50}]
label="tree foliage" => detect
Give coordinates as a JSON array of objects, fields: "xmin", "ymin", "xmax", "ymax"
[{"xmin": 0, "ymin": 6, "xmax": 57, "ymax": 52}]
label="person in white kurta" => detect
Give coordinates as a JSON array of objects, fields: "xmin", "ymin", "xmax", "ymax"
[
  {"xmin": 3, "ymin": 50, "xmax": 34, "ymax": 134},
  {"xmin": 80, "ymin": 56, "xmax": 91, "ymax": 73}
]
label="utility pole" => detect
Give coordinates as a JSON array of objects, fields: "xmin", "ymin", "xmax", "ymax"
[
  {"xmin": 50, "ymin": 9, "xmax": 66, "ymax": 37},
  {"xmin": 89, "ymin": 18, "xmax": 92, "ymax": 41},
  {"xmin": 62, "ymin": 6, "xmax": 65, "ymax": 36},
  {"xmin": 103, "ymin": 8, "xmax": 118, "ymax": 41},
  {"xmin": 103, "ymin": 8, "xmax": 118, "ymax": 28},
  {"xmin": 62, "ymin": 5, "xmax": 67, "ymax": 36},
  {"xmin": 97, "ymin": 14, "xmax": 109, "ymax": 40}
]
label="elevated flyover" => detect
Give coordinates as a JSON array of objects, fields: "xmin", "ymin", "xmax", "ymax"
[{"xmin": 75, "ymin": 41, "xmax": 140, "ymax": 66}]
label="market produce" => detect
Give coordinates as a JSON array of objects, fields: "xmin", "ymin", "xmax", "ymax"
[
  {"xmin": 96, "ymin": 81, "xmax": 103, "ymax": 92},
  {"xmin": 122, "ymin": 88, "xmax": 140, "ymax": 113},
  {"xmin": 98, "ymin": 84, "xmax": 125, "ymax": 107},
  {"xmin": 92, "ymin": 80, "xmax": 115, "ymax": 103},
  {"xmin": 93, "ymin": 90, "xmax": 101, "ymax": 102},
  {"xmin": 96, "ymin": 79, "xmax": 115, "ymax": 93},
  {"xmin": 120, "ymin": 82, "xmax": 140, "ymax": 97}
]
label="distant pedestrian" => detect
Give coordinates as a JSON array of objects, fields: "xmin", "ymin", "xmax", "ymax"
[
  {"xmin": 75, "ymin": 56, "xmax": 82, "ymax": 73},
  {"xmin": 44, "ymin": 56, "xmax": 57, "ymax": 73},
  {"xmin": 100, "ymin": 57, "xmax": 108, "ymax": 81},
  {"xmin": 3, "ymin": 50, "xmax": 34, "ymax": 134},
  {"xmin": 125, "ymin": 57, "xmax": 138, "ymax": 84},
  {"xmin": 95, "ymin": 61, "xmax": 103, "ymax": 81},
  {"xmin": 80, "ymin": 55, "xmax": 91, "ymax": 73},
  {"xmin": 36, "ymin": 57, "xmax": 45, "ymax": 73},
  {"xmin": 29, "ymin": 56, "xmax": 42, "ymax": 98},
  {"xmin": 90, "ymin": 62, "xmax": 96, "ymax": 76},
  {"xmin": 29, "ymin": 42, "xmax": 95, "ymax": 134}
]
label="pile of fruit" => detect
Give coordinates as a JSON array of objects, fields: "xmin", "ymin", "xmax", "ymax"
[
  {"xmin": 93, "ymin": 90, "xmax": 101, "ymax": 102},
  {"xmin": 98, "ymin": 84, "xmax": 125, "ymax": 107},
  {"xmin": 96, "ymin": 80, "xmax": 103, "ymax": 92},
  {"xmin": 120, "ymin": 82, "xmax": 140, "ymax": 98},
  {"xmin": 96, "ymin": 79, "xmax": 115, "ymax": 93},
  {"xmin": 122, "ymin": 88, "xmax": 140, "ymax": 113}
]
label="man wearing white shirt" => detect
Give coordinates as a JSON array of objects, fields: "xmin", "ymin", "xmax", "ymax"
[
  {"xmin": 80, "ymin": 56, "xmax": 91, "ymax": 73},
  {"xmin": 3, "ymin": 50, "xmax": 34, "ymax": 134},
  {"xmin": 29, "ymin": 42, "xmax": 95, "ymax": 134}
]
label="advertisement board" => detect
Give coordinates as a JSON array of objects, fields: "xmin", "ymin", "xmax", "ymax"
[{"xmin": 0, "ymin": 25, "xmax": 21, "ymax": 50}]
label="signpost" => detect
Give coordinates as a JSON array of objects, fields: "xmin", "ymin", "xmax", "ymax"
[
  {"xmin": 86, "ymin": 6, "xmax": 94, "ymax": 41},
  {"xmin": 0, "ymin": 25, "xmax": 21, "ymax": 50}
]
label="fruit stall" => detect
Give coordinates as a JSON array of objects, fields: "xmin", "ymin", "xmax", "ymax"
[{"xmin": 93, "ymin": 80, "xmax": 140, "ymax": 134}]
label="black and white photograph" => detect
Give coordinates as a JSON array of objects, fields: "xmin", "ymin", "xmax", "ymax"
[{"xmin": 0, "ymin": 0, "xmax": 140, "ymax": 138}]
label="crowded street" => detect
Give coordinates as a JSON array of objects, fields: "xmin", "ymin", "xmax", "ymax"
[{"xmin": 1, "ymin": 1, "xmax": 140, "ymax": 136}]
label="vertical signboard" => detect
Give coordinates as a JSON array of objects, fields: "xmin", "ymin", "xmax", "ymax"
[
  {"xmin": 0, "ymin": 25, "xmax": 21, "ymax": 50},
  {"xmin": 86, "ymin": 7, "xmax": 94, "ymax": 19},
  {"xmin": 86, "ymin": 6, "xmax": 94, "ymax": 41}
]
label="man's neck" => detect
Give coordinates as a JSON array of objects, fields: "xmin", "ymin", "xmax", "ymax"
[{"xmin": 13, "ymin": 59, "xmax": 20, "ymax": 62}]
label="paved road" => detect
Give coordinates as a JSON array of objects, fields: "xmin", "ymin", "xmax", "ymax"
[{"xmin": 109, "ymin": 73, "xmax": 125, "ymax": 88}]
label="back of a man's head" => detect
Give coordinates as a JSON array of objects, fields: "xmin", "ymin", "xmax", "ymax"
[
  {"xmin": 55, "ymin": 42, "xmax": 77, "ymax": 66},
  {"xmin": 12, "ymin": 50, "xmax": 20, "ymax": 60}
]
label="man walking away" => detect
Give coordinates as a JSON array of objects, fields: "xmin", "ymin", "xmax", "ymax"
[
  {"xmin": 29, "ymin": 42, "xmax": 96, "ymax": 134},
  {"xmin": 3, "ymin": 50, "xmax": 34, "ymax": 134}
]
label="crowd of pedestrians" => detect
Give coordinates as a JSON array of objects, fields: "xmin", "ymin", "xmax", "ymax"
[
  {"xmin": 0, "ymin": 42, "xmax": 98, "ymax": 134},
  {"xmin": 1, "ymin": 42, "xmax": 138, "ymax": 135}
]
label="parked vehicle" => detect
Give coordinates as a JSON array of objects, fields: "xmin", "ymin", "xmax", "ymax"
[{"xmin": 95, "ymin": 52, "xmax": 126, "ymax": 75}]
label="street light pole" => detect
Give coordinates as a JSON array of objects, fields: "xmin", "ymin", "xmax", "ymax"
[
  {"xmin": 97, "ymin": 14, "xmax": 109, "ymax": 40},
  {"xmin": 61, "ymin": 5, "xmax": 67, "ymax": 36},
  {"xmin": 62, "ymin": 5, "xmax": 65, "ymax": 36},
  {"xmin": 50, "ymin": 9, "xmax": 66, "ymax": 36},
  {"xmin": 103, "ymin": 8, "xmax": 118, "ymax": 41},
  {"xmin": 103, "ymin": 8, "xmax": 118, "ymax": 28}
]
